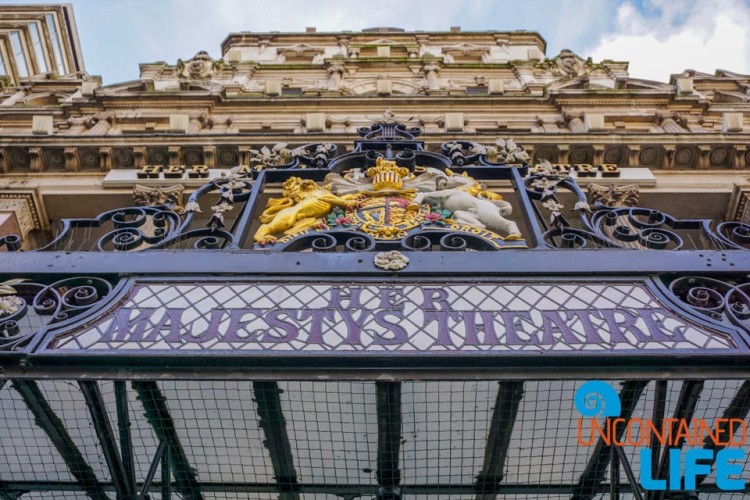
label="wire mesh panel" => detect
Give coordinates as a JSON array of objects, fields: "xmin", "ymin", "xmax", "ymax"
[
  {"xmin": 36, "ymin": 380, "xmax": 113, "ymax": 483},
  {"xmin": 504, "ymin": 380, "xmax": 593, "ymax": 487},
  {"xmin": 0, "ymin": 382, "xmax": 76, "ymax": 483},
  {"xmin": 401, "ymin": 381, "xmax": 495, "ymax": 486},
  {"xmin": 100, "ymin": 381, "xmax": 163, "ymax": 485},
  {"xmin": 0, "ymin": 378, "xmax": 749, "ymax": 498},
  {"xmin": 156, "ymin": 380, "xmax": 276, "ymax": 485},
  {"xmin": 279, "ymin": 381, "xmax": 378, "ymax": 485}
]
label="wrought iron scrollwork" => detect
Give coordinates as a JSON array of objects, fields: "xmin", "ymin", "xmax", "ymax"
[
  {"xmin": 588, "ymin": 207, "xmax": 690, "ymax": 250},
  {"xmin": 712, "ymin": 221, "xmax": 750, "ymax": 250},
  {"xmin": 42, "ymin": 206, "xmax": 183, "ymax": 252},
  {"xmin": 528, "ymin": 164, "xmax": 716, "ymax": 251},
  {"xmin": 0, "ymin": 276, "xmax": 115, "ymax": 351},
  {"xmin": 277, "ymin": 231, "xmax": 377, "ymax": 252},
  {"xmin": 39, "ymin": 170, "xmax": 256, "ymax": 252},
  {"xmin": 0, "ymin": 234, "xmax": 22, "ymax": 251},
  {"xmin": 357, "ymin": 122, "xmax": 422, "ymax": 141},
  {"xmin": 667, "ymin": 276, "xmax": 750, "ymax": 335},
  {"xmin": 400, "ymin": 231, "xmax": 499, "ymax": 251},
  {"xmin": 158, "ymin": 171, "xmax": 255, "ymax": 249}
]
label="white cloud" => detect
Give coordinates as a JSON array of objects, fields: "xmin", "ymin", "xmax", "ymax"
[{"xmin": 587, "ymin": 0, "xmax": 750, "ymax": 82}]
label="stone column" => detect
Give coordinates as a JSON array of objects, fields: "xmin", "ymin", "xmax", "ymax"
[
  {"xmin": 168, "ymin": 146, "xmax": 181, "ymax": 166},
  {"xmin": 423, "ymin": 62, "xmax": 441, "ymax": 90},
  {"xmin": 326, "ymin": 61, "xmax": 344, "ymax": 90},
  {"xmin": 734, "ymin": 145, "xmax": 747, "ymax": 169},
  {"xmin": 133, "ymin": 147, "xmax": 147, "ymax": 169},
  {"xmin": 568, "ymin": 117, "xmax": 585, "ymax": 133},
  {"xmin": 697, "ymin": 145, "xmax": 711, "ymax": 169},
  {"xmin": 86, "ymin": 116, "xmax": 111, "ymax": 136}
]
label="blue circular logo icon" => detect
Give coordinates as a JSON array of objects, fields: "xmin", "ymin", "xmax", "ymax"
[{"xmin": 574, "ymin": 381, "xmax": 622, "ymax": 418}]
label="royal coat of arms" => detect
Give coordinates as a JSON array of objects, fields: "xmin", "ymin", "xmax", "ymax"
[{"xmin": 253, "ymin": 157, "xmax": 525, "ymax": 249}]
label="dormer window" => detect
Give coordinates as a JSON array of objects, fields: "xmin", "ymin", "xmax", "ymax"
[
  {"xmin": 9, "ymin": 31, "xmax": 29, "ymax": 77},
  {"xmin": 46, "ymin": 13, "xmax": 67, "ymax": 75},
  {"xmin": 29, "ymin": 22, "xmax": 49, "ymax": 73}
]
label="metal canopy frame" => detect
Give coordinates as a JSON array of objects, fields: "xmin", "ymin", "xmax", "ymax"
[{"xmin": 1, "ymin": 379, "xmax": 748, "ymax": 499}]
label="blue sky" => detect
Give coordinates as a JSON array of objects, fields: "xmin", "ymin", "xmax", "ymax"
[{"xmin": 4, "ymin": 0, "xmax": 749, "ymax": 85}]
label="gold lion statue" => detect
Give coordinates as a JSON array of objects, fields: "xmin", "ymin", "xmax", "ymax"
[{"xmin": 254, "ymin": 177, "xmax": 360, "ymax": 245}]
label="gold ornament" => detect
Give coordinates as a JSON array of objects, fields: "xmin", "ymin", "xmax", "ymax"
[
  {"xmin": 254, "ymin": 177, "xmax": 361, "ymax": 245},
  {"xmin": 366, "ymin": 157, "xmax": 410, "ymax": 191}
]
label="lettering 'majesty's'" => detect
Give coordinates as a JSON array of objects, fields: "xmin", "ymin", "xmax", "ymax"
[{"xmin": 98, "ymin": 286, "xmax": 689, "ymax": 348}]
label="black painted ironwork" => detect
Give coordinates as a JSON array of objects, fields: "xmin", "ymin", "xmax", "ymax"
[
  {"xmin": 1, "ymin": 117, "xmax": 750, "ymax": 499},
  {"xmin": 696, "ymin": 380, "xmax": 750, "ymax": 487},
  {"xmin": 0, "ymin": 276, "xmax": 115, "ymax": 355},
  {"xmin": 11, "ymin": 380, "xmax": 108, "ymax": 500},
  {"xmin": 650, "ymin": 380, "xmax": 668, "ymax": 484},
  {"xmin": 375, "ymin": 381, "xmax": 402, "ymax": 500},
  {"xmin": 474, "ymin": 381, "xmax": 524, "ymax": 499},
  {"xmin": 666, "ymin": 275, "xmax": 750, "ymax": 337},
  {"xmin": 615, "ymin": 446, "xmax": 645, "ymax": 500},
  {"xmin": 132, "ymin": 381, "xmax": 203, "ymax": 500},
  {"xmin": 140, "ymin": 439, "xmax": 166, "ymax": 498},
  {"xmin": 0, "ymin": 379, "xmax": 748, "ymax": 498},
  {"xmin": 253, "ymin": 381, "xmax": 300, "ymax": 500},
  {"xmin": 651, "ymin": 380, "xmax": 705, "ymax": 500},
  {"xmin": 114, "ymin": 380, "xmax": 137, "ymax": 496},
  {"xmin": 79, "ymin": 380, "xmax": 133, "ymax": 499},
  {"xmin": 0, "ymin": 234, "xmax": 22, "ymax": 252},
  {"xmin": 2, "ymin": 118, "xmax": 743, "ymax": 256}
]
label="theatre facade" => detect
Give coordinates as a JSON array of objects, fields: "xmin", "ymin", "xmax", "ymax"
[{"xmin": 1, "ymin": 7, "xmax": 750, "ymax": 499}]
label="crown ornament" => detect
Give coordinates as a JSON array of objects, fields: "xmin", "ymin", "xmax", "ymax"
[{"xmin": 366, "ymin": 157, "xmax": 410, "ymax": 191}]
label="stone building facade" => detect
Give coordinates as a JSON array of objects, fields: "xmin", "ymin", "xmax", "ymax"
[{"xmin": 1, "ymin": 6, "xmax": 750, "ymax": 500}]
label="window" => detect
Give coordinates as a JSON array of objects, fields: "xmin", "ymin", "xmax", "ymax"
[
  {"xmin": 0, "ymin": 50, "xmax": 7, "ymax": 76},
  {"xmin": 29, "ymin": 22, "xmax": 49, "ymax": 73},
  {"xmin": 9, "ymin": 31, "xmax": 29, "ymax": 77},
  {"xmin": 46, "ymin": 13, "xmax": 66, "ymax": 75}
]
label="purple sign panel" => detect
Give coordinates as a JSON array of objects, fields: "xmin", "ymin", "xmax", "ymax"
[{"xmin": 50, "ymin": 280, "xmax": 737, "ymax": 353}]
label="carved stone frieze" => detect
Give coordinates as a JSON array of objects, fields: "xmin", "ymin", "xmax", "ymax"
[
  {"xmin": 587, "ymin": 183, "xmax": 640, "ymax": 207},
  {"xmin": 540, "ymin": 49, "xmax": 599, "ymax": 78},
  {"xmin": 178, "ymin": 51, "xmax": 218, "ymax": 79},
  {"xmin": 133, "ymin": 184, "xmax": 186, "ymax": 214}
]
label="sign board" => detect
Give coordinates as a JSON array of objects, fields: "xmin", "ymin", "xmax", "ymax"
[{"xmin": 48, "ymin": 279, "xmax": 738, "ymax": 354}]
